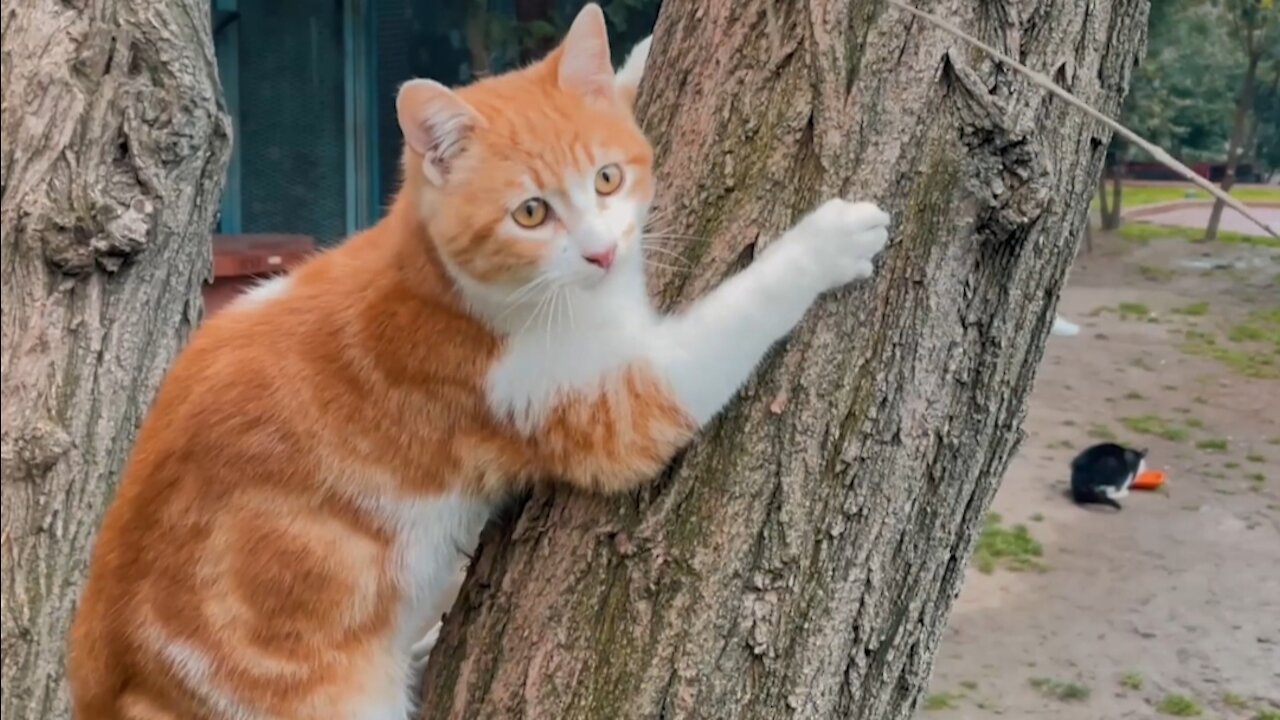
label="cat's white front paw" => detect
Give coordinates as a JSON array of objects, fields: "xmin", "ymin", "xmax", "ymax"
[
  {"xmin": 784, "ymin": 199, "xmax": 891, "ymax": 290},
  {"xmin": 411, "ymin": 622, "xmax": 442, "ymax": 664}
]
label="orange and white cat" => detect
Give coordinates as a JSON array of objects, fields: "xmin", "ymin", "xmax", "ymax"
[{"xmin": 67, "ymin": 5, "xmax": 890, "ymax": 718}]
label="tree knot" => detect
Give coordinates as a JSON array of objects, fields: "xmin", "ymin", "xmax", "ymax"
[
  {"xmin": 941, "ymin": 51, "xmax": 1051, "ymax": 242},
  {"xmin": 43, "ymin": 196, "xmax": 156, "ymax": 274}
]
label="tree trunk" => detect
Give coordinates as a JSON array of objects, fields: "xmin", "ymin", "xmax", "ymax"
[
  {"xmin": 0, "ymin": 3, "xmax": 230, "ymax": 718},
  {"xmin": 1205, "ymin": 50, "xmax": 1259, "ymax": 241},
  {"xmin": 1098, "ymin": 152, "xmax": 1124, "ymax": 231},
  {"xmin": 420, "ymin": 2, "xmax": 1147, "ymax": 718}
]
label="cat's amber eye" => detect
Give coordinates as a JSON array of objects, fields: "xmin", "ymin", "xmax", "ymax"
[
  {"xmin": 512, "ymin": 198, "xmax": 549, "ymax": 228},
  {"xmin": 595, "ymin": 164, "xmax": 624, "ymax": 196}
]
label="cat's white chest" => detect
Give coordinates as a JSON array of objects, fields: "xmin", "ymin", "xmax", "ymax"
[
  {"xmin": 486, "ymin": 284, "xmax": 656, "ymax": 434},
  {"xmin": 375, "ymin": 493, "xmax": 491, "ymax": 650}
]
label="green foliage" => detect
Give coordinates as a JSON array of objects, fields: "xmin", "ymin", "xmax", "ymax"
[
  {"xmin": 1122, "ymin": 4, "xmax": 1244, "ymax": 163},
  {"xmin": 1119, "ymin": 0, "xmax": 1280, "ymax": 176},
  {"xmin": 1120, "ymin": 672, "xmax": 1144, "ymax": 690}
]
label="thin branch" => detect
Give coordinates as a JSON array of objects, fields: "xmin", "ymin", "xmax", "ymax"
[{"xmin": 885, "ymin": 0, "xmax": 1278, "ymax": 238}]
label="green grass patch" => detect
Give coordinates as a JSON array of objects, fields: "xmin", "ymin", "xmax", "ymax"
[
  {"xmin": 923, "ymin": 692, "xmax": 961, "ymax": 711},
  {"xmin": 1094, "ymin": 184, "xmax": 1280, "ymax": 210},
  {"xmin": 1139, "ymin": 264, "xmax": 1178, "ymax": 282},
  {"xmin": 1229, "ymin": 309, "xmax": 1280, "ymax": 351},
  {"xmin": 1247, "ymin": 472, "xmax": 1266, "ymax": 484},
  {"xmin": 1123, "ymin": 415, "xmax": 1190, "ymax": 443},
  {"xmin": 1223, "ymin": 692, "xmax": 1251, "ymax": 710},
  {"xmin": 1118, "ymin": 302, "xmax": 1152, "ymax": 318},
  {"xmin": 1120, "ymin": 672, "xmax": 1144, "ymax": 690},
  {"xmin": 1123, "ymin": 390, "xmax": 1146, "ymax": 400},
  {"xmin": 1157, "ymin": 694, "xmax": 1203, "ymax": 716},
  {"xmin": 1131, "ymin": 356, "xmax": 1157, "ymax": 371},
  {"xmin": 1173, "ymin": 302, "xmax": 1210, "ymax": 316},
  {"xmin": 1029, "ymin": 677, "xmax": 1091, "ymax": 702},
  {"xmin": 1253, "ymin": 709, "xmax": 1280, "ymax": 720},
  {"xmin": 1088, "ymin": 424, "xmax": 1118, "ymax": 441},
  {"xmin": 1247, "ymin": 453, "xmax": 1266, "ymax": 463},
  {"xmin": 1180, "ymin": 329, "xmax": 1279, "ymax": 379},
  {"xmin": 1119, "ymin": 222, "xmax": 1280, "ymax": 248},
  {"xmin": 1196, "ymin": 438, "xmax": 1229, "ymax": 452},
  {"xmin": 974, "ymin": 514, "xmax": 1045, "ymax": 574}
]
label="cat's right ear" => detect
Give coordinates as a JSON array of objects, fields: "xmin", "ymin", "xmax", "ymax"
[
  {"xmin": 614, "ymin": 35, "xmax": 652, "ymax": 109},
  {"xmin": 397, "ymin": 80, "xmax": 483, "ymax": 186}
]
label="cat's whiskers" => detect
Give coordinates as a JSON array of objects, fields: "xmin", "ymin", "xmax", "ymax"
[
  {"xmin": 643, "ymin": 232, "xmax": 706, "ymax": 242},
  {"xmin": 517, "ymin": 286, "xmax": 557, "ymax": 339},
  {"xmin": 496, "ymin": 275, "xmax": 556, "ymax": 324},
  {"xmin": 644, "ymin": 258, "xmax": 688, "ymax": 273},
  {"xmin": 642, "ymin": 243, "xmax": 692, "ymax": 266},
  {"xmin": 563, "ymin": 287, "xmax": 578, "ymax": 334},
  {"xmin": 506, "ymin": 274, "xmax": 555, "ymax": 305},
  {"xmin": 544, "ymin": 286, "xmax": 564, "ymax": 353},
  {"xmin": 644, "ymin": 207, "xmax": 674, "ymax": 226}
]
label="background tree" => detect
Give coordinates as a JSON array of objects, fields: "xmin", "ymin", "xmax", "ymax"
[
  {"xmin": 0, "ymin": 2, "xmax": 230, "ymax": 718},
  {"xmin": 419, "ymin": 1, "xmax": 1149, "ymax": 719},
  {"xmin": 1103, "ymin": 0, "xmax": 1243, "ymax": 226},
  {"xmin": 1205, "ymin": 0, "xmax": 1278, "ymax": 241},
  {"xmin": 1252, "ymin": 64, "xmax": 1280, "ymax": 181}
]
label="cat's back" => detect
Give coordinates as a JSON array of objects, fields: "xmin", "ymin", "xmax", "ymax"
[{"xmin": 66, "ymin": 235, "xmax": 419, "ymax": 717}]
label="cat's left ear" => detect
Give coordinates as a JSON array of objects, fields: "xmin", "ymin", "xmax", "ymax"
[
  {"xmin": 397, "ymin": 79, "xmax": 483, "ymax": 186},
  {"xmin": 558, "ymin": 4, "xmax": 615, "ymax": 98}
]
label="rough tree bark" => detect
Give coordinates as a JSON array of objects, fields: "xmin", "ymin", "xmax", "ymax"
[
  {"xmin": 419, "ymin": 2, "xmax": 1148, "ymax": 719},
  {"xmin": 0, "ymin": 3, "xmax": 230, "ymax": 718}
]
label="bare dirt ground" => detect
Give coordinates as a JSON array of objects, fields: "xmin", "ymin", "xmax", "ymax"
[{"xmin": 921, "ymin": 230, "xmax": 1280, "ymax": 719}]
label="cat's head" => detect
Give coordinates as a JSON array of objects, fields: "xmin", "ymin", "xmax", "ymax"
[
  {"xmin": 396, "ymin": 4, "xmax": 653, "ymax": 297},
  {"xmin": 1125, "ymin": 446, "xmax": 1149, "ymax": 474}
]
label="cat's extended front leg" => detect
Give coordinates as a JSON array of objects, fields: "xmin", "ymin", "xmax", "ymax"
[
  {"xmin": 533, "ymin": 199, "xmax": 888, "ymax": 493},
  {"xmin": 652, "ymin": 199, "xmax": 890, "ymax": 424}
]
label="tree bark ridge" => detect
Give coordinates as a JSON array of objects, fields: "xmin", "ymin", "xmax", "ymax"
[{"xmin": 0, "ymin": 2, "xmax": 231, "ymax": 717}]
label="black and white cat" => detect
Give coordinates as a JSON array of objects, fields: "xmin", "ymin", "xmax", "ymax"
[{"xmin": 1070, "ymin": 443, "xmax": 1147, "ymax": 511}]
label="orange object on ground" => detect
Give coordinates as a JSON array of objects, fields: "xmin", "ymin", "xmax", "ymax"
[{"xmin": 1132, "ymin": 469, "xmax": 1167, "ymax": 490}]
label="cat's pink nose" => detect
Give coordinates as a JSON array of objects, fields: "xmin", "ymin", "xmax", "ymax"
[{"xmin": 583, "ymin": 246, "xmax": 617, "ymax": 270}]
